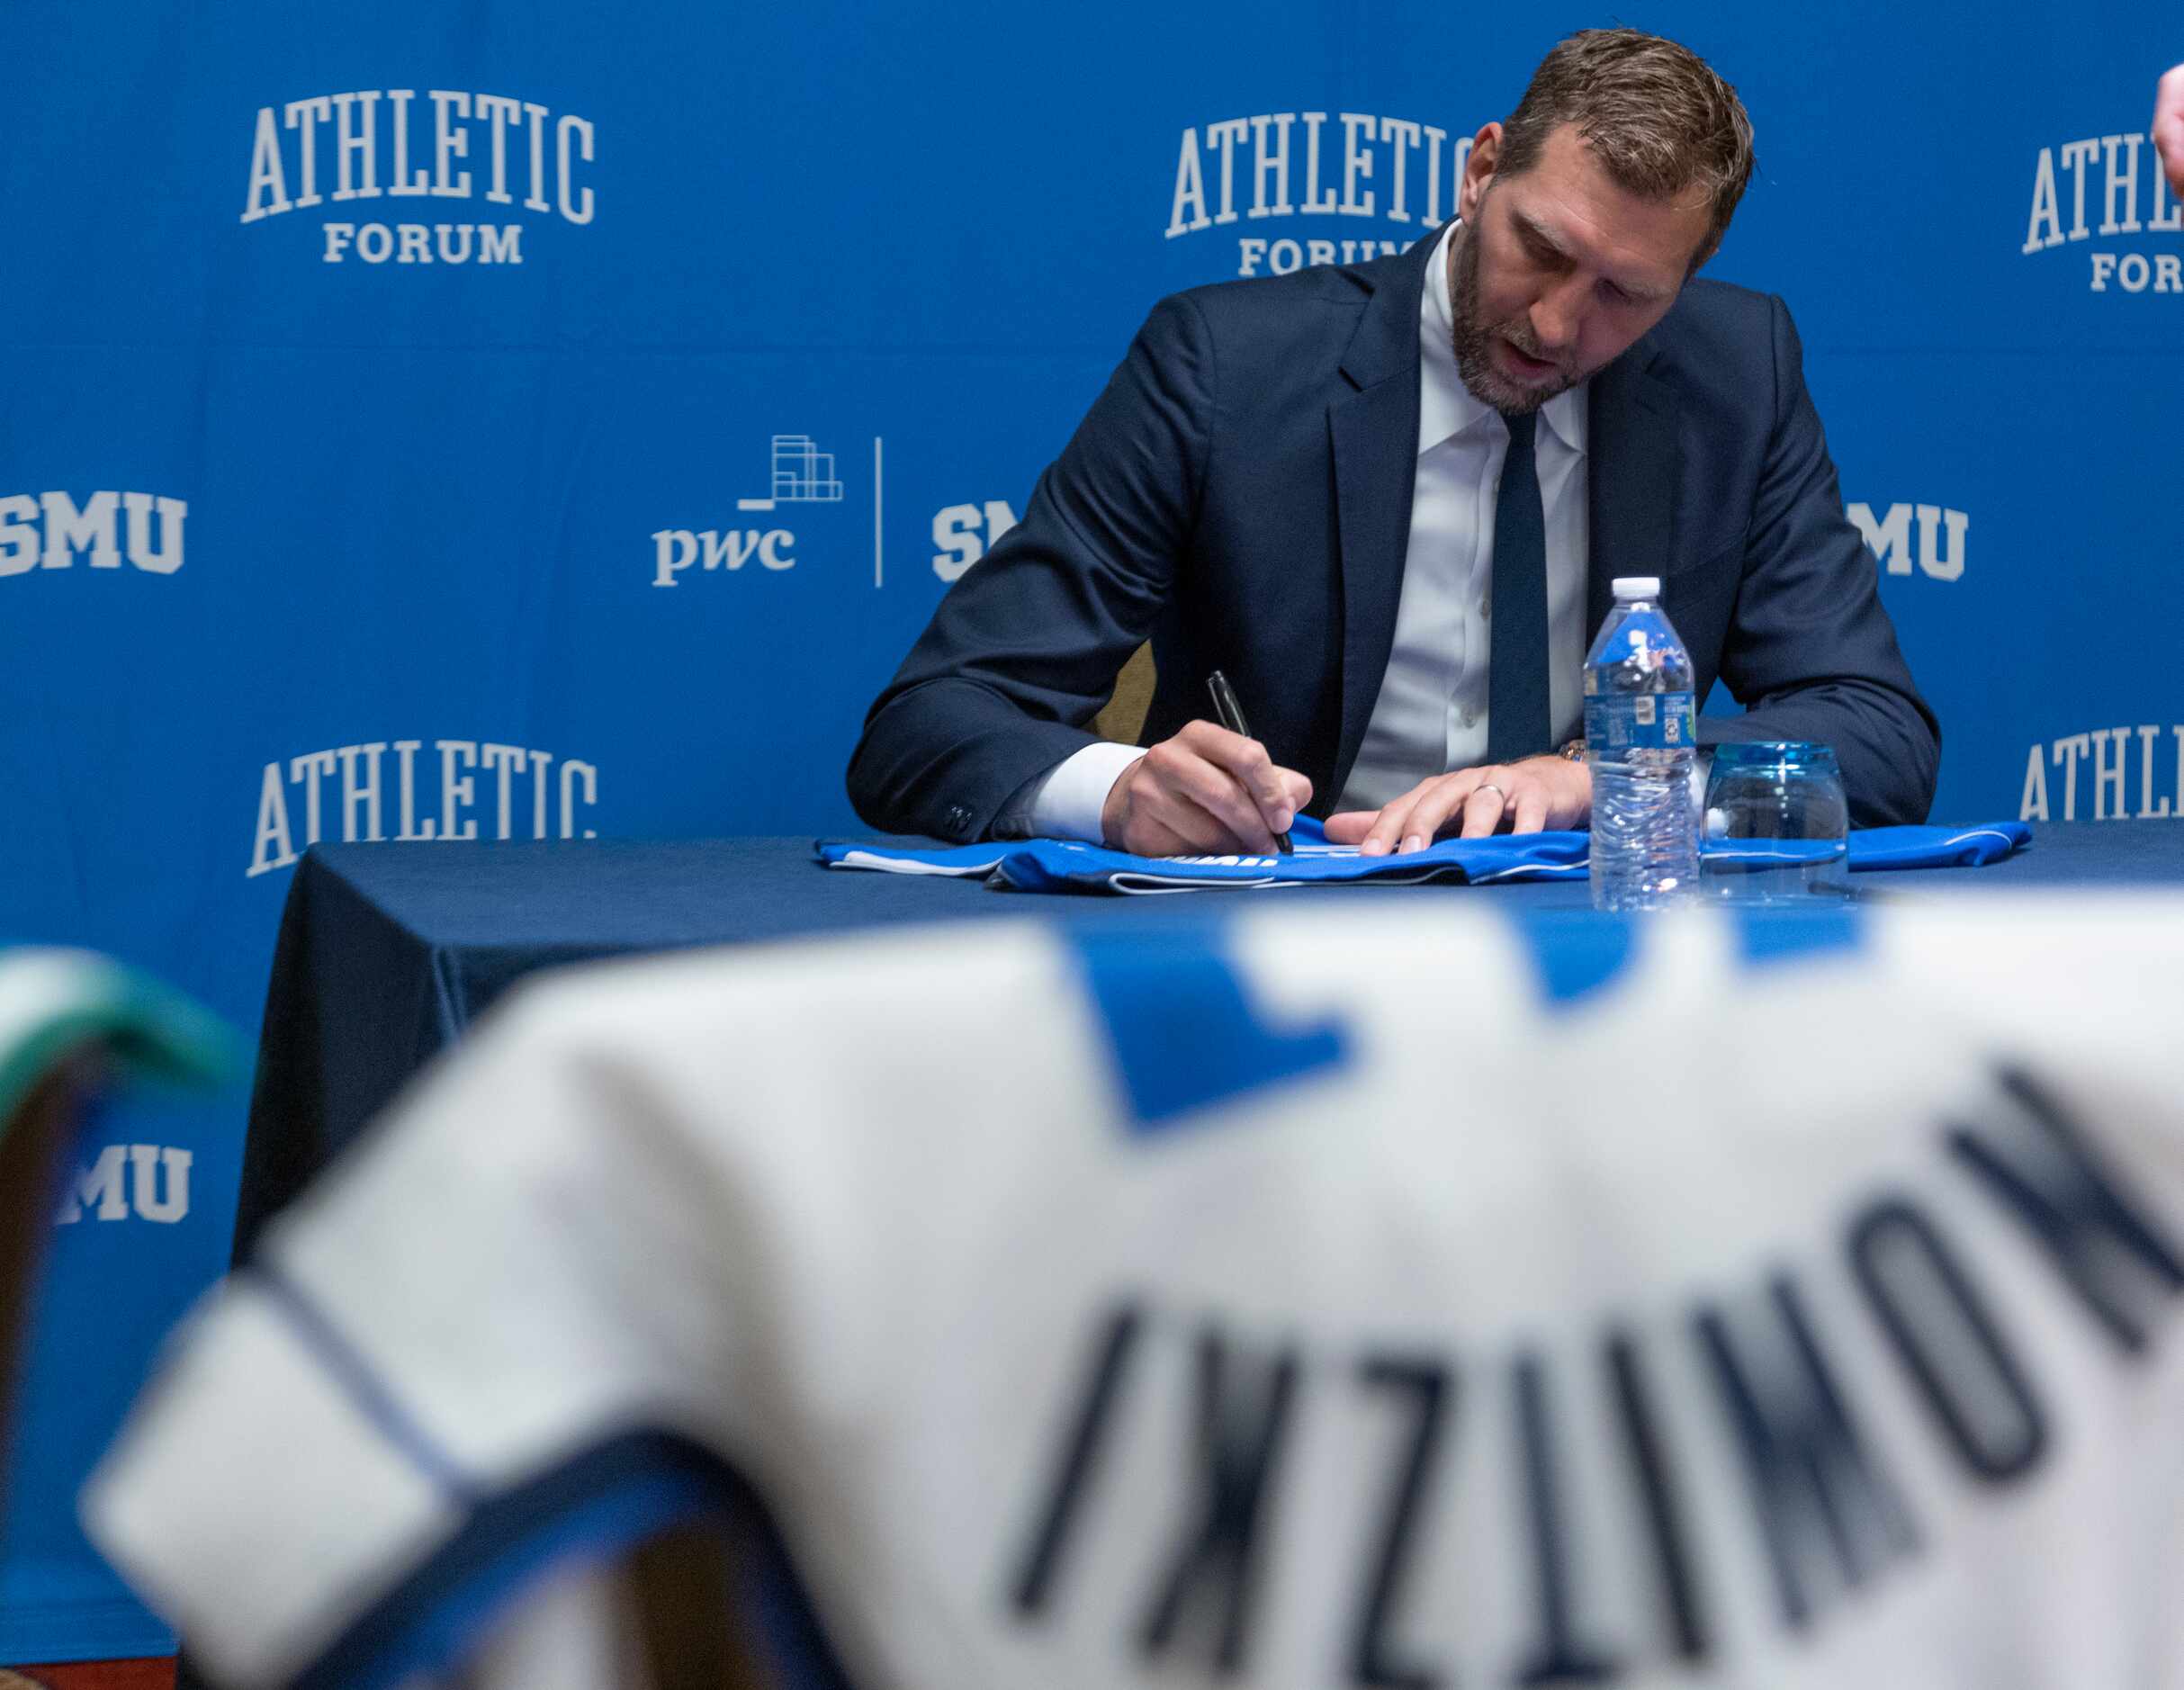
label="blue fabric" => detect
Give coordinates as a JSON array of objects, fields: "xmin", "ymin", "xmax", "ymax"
[
  {"xmin": 821, "ymin": 816, "xmax": 1592, "ymax": 892},
  {"xmin": 1821, "ymin": 822, "xmax": 2032, "ymax": 869},
  {"xmin": 815, "ymin": 820, "xmax": 2030, "ymax": 894}
]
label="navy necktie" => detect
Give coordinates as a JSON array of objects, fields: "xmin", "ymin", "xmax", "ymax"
[{"xmin": 1486, "ymin": 409, "xmax": 1551, "ymax": 765}]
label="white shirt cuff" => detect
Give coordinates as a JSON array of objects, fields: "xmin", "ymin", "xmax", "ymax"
[{"xmin": 1001, "ymin": 742, "xmax": 1147, "ymax": 842}]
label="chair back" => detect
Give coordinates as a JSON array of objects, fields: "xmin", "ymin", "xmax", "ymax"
[{"xmin": 0, "ymin": 950, "xmax": 229, "ymax": 1522}]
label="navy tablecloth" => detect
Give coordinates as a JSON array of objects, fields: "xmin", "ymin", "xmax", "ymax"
[{"xmin": 232, "ymin": 821, "xmax": 2180, "ymax": 1263}]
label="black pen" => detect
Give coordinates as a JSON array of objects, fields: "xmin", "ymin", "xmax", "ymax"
[{"xmin": 1206, "ymin": 670, "xmax": 1293, "ymax": 854}]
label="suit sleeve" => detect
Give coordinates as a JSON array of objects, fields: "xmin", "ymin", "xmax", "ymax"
[
  {"xmin": 845, "ymin": 294, "xmax": 1215, "ymax": 841},
  {"xmin": 1697, "ymin": 297, "xmax": 1941, "ymax": 826}
]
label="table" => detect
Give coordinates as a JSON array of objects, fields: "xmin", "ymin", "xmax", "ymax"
[
  {"xmin": 231, "ymin": 822, "xmax": 2180, "ymax": 1263},
  {"xmin": 179, "ymin": 820, "xmax": 2177, "ymax": 1690}
]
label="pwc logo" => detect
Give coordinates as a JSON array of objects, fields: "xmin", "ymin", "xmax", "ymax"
[{"xmin": 652, "ymin": 432, "xmax": 885, "ymax": 589}]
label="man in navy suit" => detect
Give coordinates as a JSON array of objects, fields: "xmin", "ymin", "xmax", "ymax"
[{"xmin": 849, "ymin": 29, "xmax": 1937, "ymax": 855}]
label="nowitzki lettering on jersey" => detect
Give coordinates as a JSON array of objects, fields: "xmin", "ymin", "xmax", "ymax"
[
  {"xmin": 653, "ymin": 432, "xmax": 883, "ymax": 589},
  {"xmin": 2020, "ymin": 724, "xmax": 2184, "ymax": 822},
  {"xmin": 1847, "ymin": 500, "xmax": 1966, "ymax": 582},
  {"xmin": 247, "ymin": 740, "xmax": 601, "ymax": 878},
  {"xmin": 0, "ymin": 491, "xmax": 185, "ymax": 576},
  {"xmin": 1009, "ymin": 1066, "xmax": 2183, "ymax": 1676},
  {"xmin": 1164, "ymin": 113, "xmax": 1475, "ymax": 276},
  {"xmin": 2022, "ymin": 130, "xmax": 2184, "ymax": 292},
  {"xmin": 240, "ymin": 89, "xmax": 595, "ymax": 266},
  {"xmin": 55, "ymin": 1145, "xmax": 192, "ymax": 1227}
]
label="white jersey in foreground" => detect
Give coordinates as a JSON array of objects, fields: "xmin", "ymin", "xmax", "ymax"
[{"xmin": 85, "ymin": 898, "xmax": 2184, "ymax": 1689}]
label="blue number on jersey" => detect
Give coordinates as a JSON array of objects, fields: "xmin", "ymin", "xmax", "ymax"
[{"xmin": 1068, "ymin": 921, "xmax": 1349, "ymax": 1135}]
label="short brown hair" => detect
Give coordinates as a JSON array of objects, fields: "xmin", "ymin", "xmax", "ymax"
[{"xmin": 1496, "ymin": 28, "xmax": 1756, "ymax": 271}]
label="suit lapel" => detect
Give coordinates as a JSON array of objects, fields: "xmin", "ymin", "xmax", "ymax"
[
  {"xmin": 1327, "ymin": 229, "xmax": 1438, "ymax": 802},
  {"xmin": 1585, "ymin": 339, "xmax": 1680, "ymax": 641}
]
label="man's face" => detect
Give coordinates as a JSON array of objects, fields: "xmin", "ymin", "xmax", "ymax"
[{"xmin": 1450, "ymin": 121, "xmax": 1712, "ymax": 412}]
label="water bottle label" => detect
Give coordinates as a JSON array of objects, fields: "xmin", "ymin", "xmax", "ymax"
[{"xmin": 1585, "ymin": 690, "xmax": 1695, "ymax": 751}]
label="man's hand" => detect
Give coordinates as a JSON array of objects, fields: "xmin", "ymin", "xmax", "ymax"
[
  {"xmin": 1326, "ymin": 754, "xmax": 1591, "ymax": 853},
  {"xmin": 2158, "ymin": 65, "xmax": 2184, "ymax": 197},
  {"xmin": 1101, "ymin": 720, "xmax": 1313, "ymax": 856}
]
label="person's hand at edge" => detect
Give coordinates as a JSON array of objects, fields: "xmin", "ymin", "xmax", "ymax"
[
  {"xmin": 2157, "ymin": 64, "xmax": 2184, "ymax": 196},
  {"xmin": 1100, "ymin": 720, "xmax": 1313, "ymax": 856},
  {"xmin": 1325, "ymin": 754, "xmax": 1592, "ymax": 853}
]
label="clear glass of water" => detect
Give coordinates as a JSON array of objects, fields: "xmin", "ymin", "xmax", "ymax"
[{"xmin": 1701, "ymin": 742, "xmax": 1851, "ymax": 903}]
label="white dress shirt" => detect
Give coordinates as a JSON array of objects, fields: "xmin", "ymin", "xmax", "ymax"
[{"xmin": 1011, "ymin": 218, "xmax": 1591, "ymax": 841}]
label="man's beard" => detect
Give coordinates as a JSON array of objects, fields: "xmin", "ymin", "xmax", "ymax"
[{"xmin": 1448, "ymin": 220, "xmax": 1579, "ymax": 415}]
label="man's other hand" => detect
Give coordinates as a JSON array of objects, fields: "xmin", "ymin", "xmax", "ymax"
[
  {"xmin": 1101, "ymin": 721, "xmax": 1313, "ymax": 856},
  {"xmin": 1326, "ymin": 755, "xmax": 1592, "ymax": 854},
  {"xmin": 2159, "ymin": 65, "xmax": 2184, "ymax": 196}
]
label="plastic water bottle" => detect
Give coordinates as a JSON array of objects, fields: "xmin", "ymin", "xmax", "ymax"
[{"xmin": 1584, "ymin": 577, "xmax": 1698, "ymax": 911}]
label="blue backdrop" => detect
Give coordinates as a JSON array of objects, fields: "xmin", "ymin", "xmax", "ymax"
[{"xmin": 3, "ymin": 0, "xmax": 2179, "ymax": 1661}]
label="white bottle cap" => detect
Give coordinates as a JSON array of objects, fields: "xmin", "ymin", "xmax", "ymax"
[{"xmin": 1611, "ymin": 576, "xmax": 1661, "ymax": 599}]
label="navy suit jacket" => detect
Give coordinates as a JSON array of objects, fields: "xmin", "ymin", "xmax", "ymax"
[{"xmin": 849, "ymin": 226, "xmax": 1939, "ymax": 841}]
